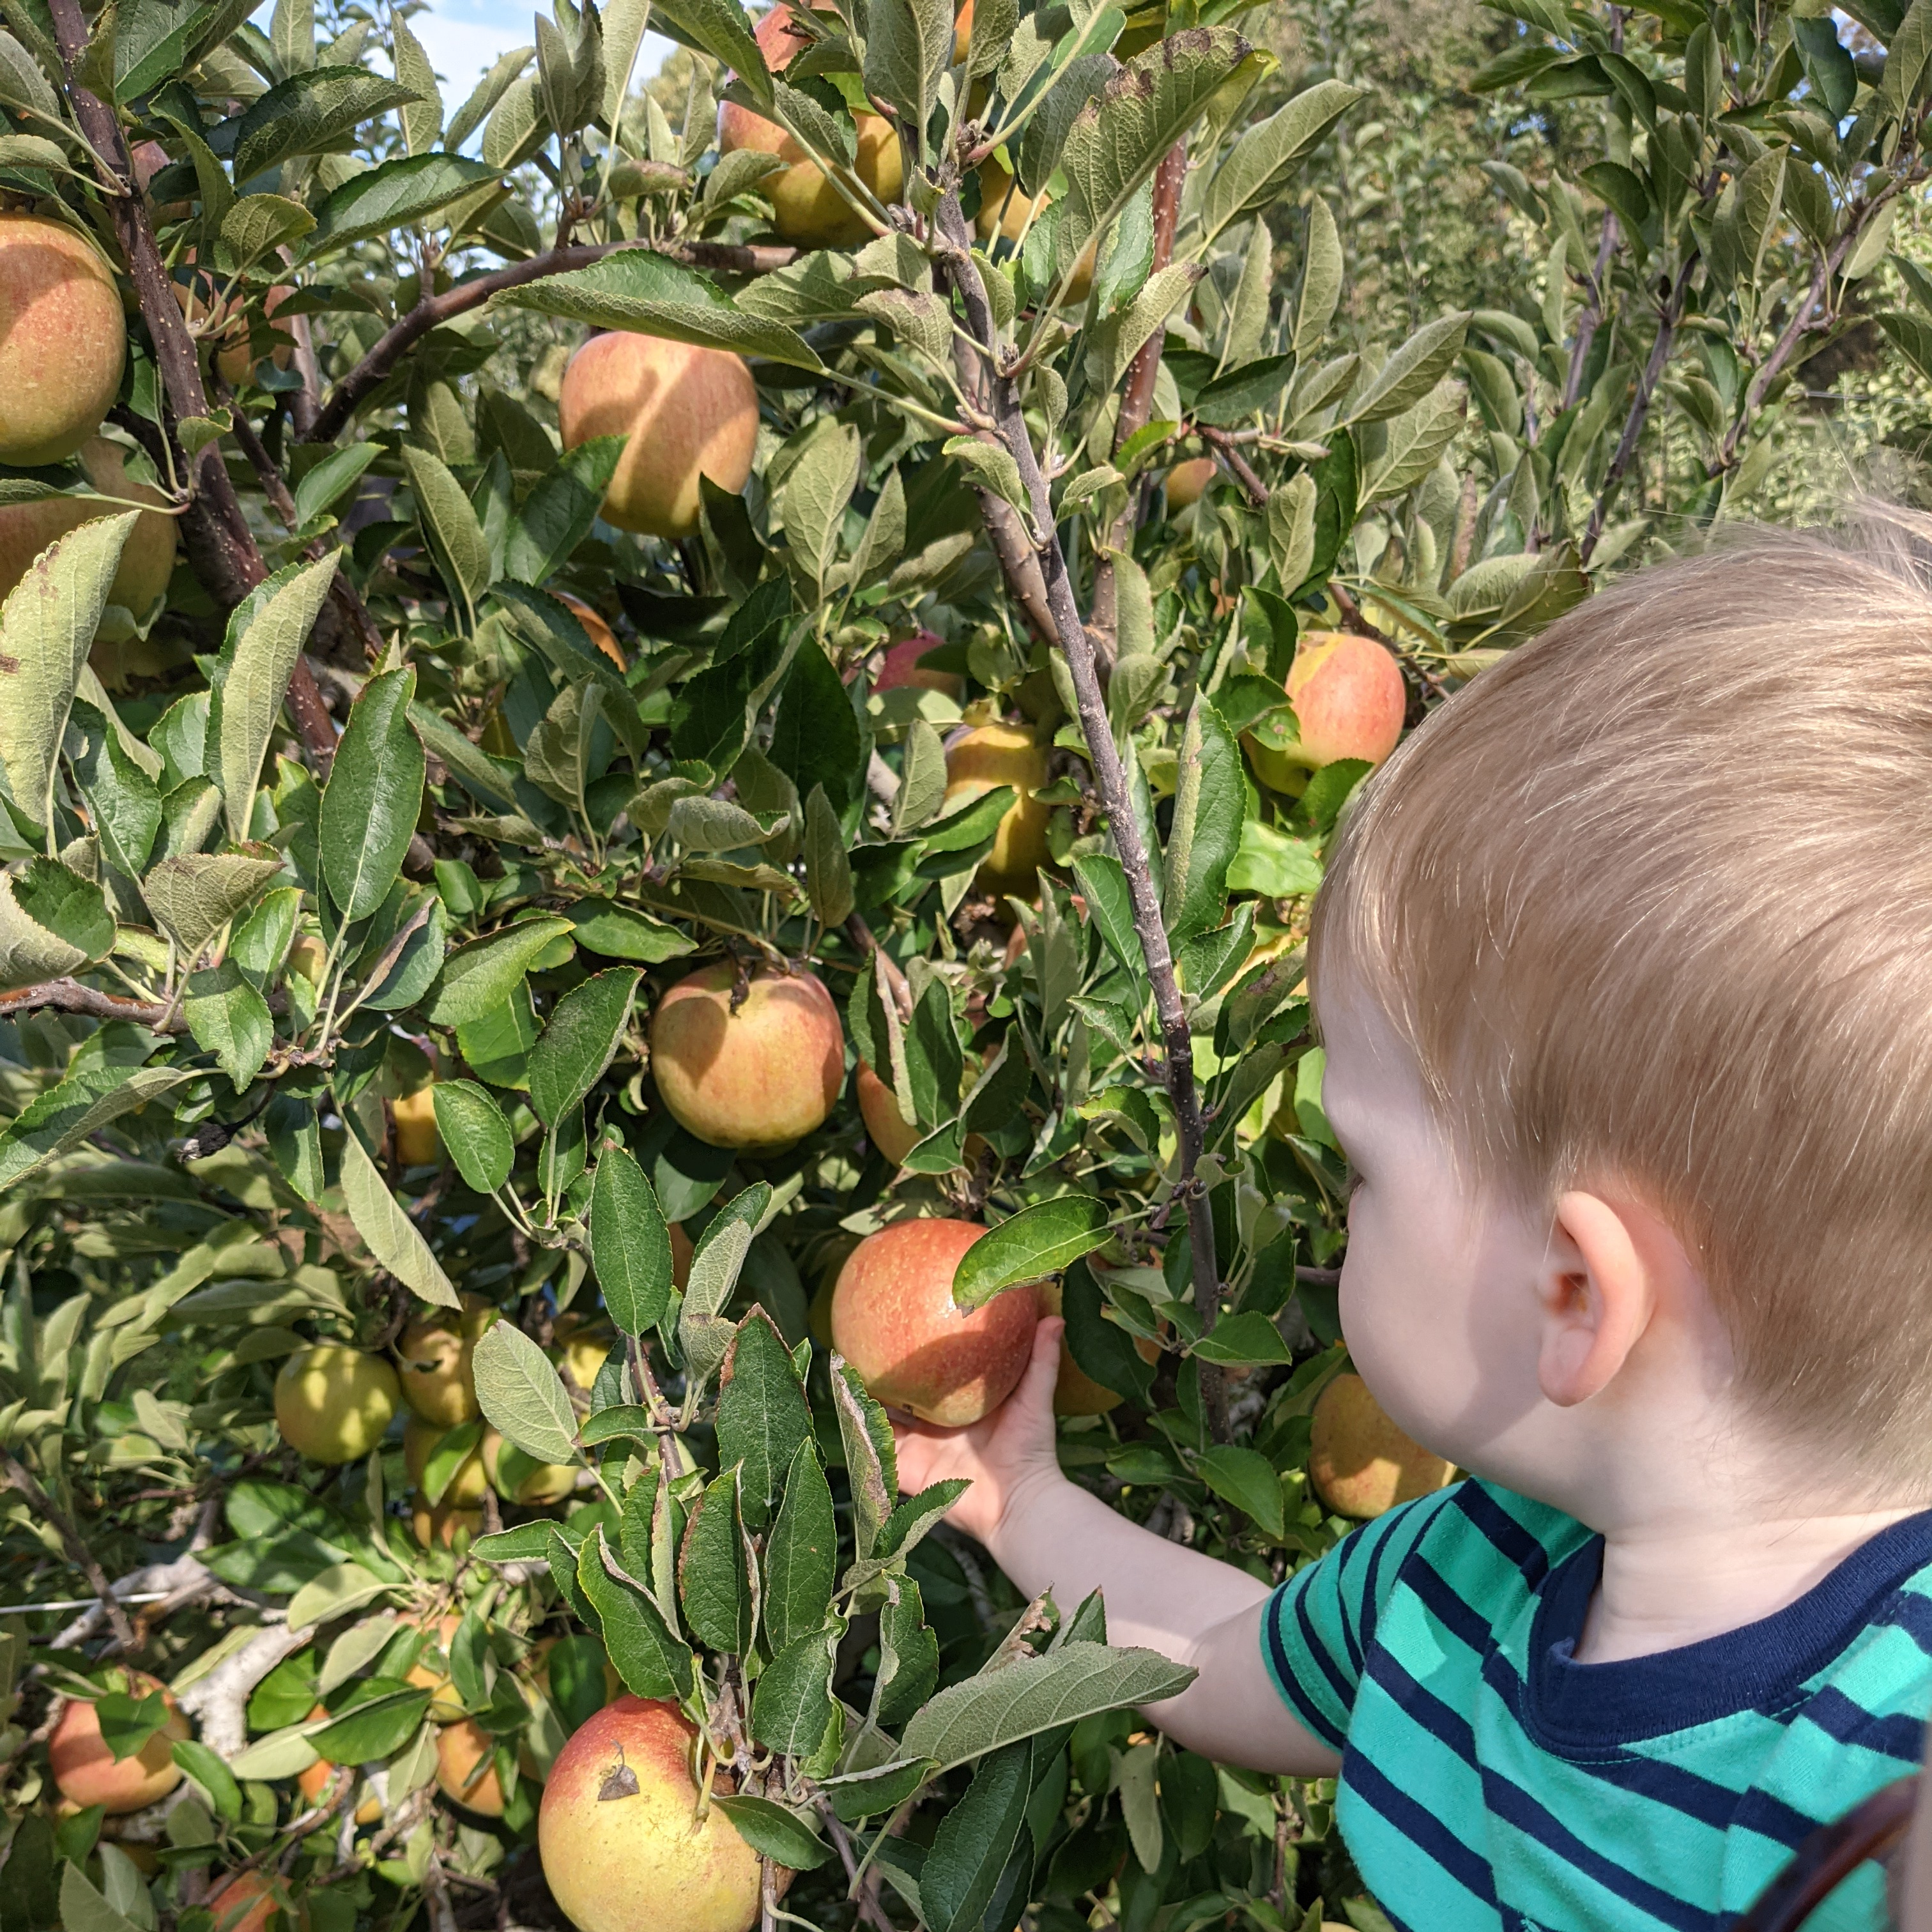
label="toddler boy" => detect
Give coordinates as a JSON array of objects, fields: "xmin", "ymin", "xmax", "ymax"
[{"xmin": 897, "ymin": 515, "xmax": 1932, "ymax": 1930}]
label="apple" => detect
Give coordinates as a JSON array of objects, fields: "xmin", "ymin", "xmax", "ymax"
[
  {"xmin": 718, "ymin": 8, "xmax": 902, "ymax": 247},
  {"xmin": 1243, "ymin": 632, "xmax": 1406, "ymax": 794},
  {"xmin": 0, "ymin": 213, "xmax": 125, "ymax": 465},
  {"xmin": 413, "ymin": 1496, "xmax": 484, "ymax": 1548},
  {"xmin": 403, "ymin": 1416, "xmax": 489, "ymax": 1506},
  {"xmin": 1308, "ymin": 1371, "xmax": 1454, "ymax": 1519},
  {"xmin": 49, "ymin": 1673, "xmax": 189, "ymax": 1814},
  {"xmin": 296, "ymin": 1708, "xmax": 383, "ymax": 1825},
  {"xmin": 436, "ymin": 1717, "xmax": 506, "ymax": 1816},
  {"xmin": 831, "ymin": 1218, "xmax": 1041, "ymax": 1425},
  {"xmin": 873, "ymin": 629, "xmax": 962, "ymax": 700},
  {"xmin": 394, "ymin": 1294, "xmax": 494, "ymax": 1425},
  {"xmin": 553, "ymin": 1312, "xmax": 620, "ymax": 1395},
  {"xmin": 208, "ymin": 1872, "xmax": 309, "ymax": 1932},
  {"xmin": 392, "ymin": 1082, "xmax": 439, "ymax": 1167},
  {"xmin": 943, "ymin": 723, "xmax": 1053, "ymax": 899},
  {"xmin": 649, "ymin": 962, "xmax": 845, "ymax": 1150},
  {"xmin": 558, "ymin": 590, "xmax": 626, "ymax": 669},
  {"xmin": 273, "ymin": 1346, "xmax": 400, "ymax": 1464},
  {"xmin": 856, "ymin": 1060, "xmax": 920, "ymax": 1167},
  {"xmin": 404, "ymin": 1612, "xmax": 466, "ymax": 1721},
  {"xmin": 483, "ymin": 1426, "xmax": 578, "ymax": 1505},
  {"xmin": 539, "ymin": 1696, "xmax": 764, "ymax": 1932},
  {"xmin": 1035, "ymin": 1276, "xmax": 1161, "ymax": 1417},
  {"xmin": 671, "ymin": 1219, "xmax": 694, "ymax": 1291},
  {"xmin": 0, "ymin": 438, "xmax": 178, "ymax": 624},
  {"xmin": 558, "ymin": 331, "xmax": 760, "ymax": 540},
  {"xmin": 1165, "ymin": 456, "xmax": 1217, "ymax": 512},
  {"xmin": 215, "ymin": 284, "xmax": 294, "ymax": 387}
]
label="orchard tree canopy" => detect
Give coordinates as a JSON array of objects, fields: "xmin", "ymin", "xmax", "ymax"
[{"xmin": 0, "ymin": 0, "xmax": 1924, "ymax": 1928}]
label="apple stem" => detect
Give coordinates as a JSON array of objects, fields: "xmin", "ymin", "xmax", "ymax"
[{"xmin": 933, "ymin": 194, "xmax": 1233, "ymax": 1444}]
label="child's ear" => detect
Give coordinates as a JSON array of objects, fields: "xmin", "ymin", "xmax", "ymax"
[{"xmin": 1535, "ymin": 1191, "xmax": 1656, "ymax": 1407}]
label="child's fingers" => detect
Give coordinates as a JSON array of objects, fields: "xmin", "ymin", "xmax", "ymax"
[{"xmin": 1012, "ymin": 1316, "xmax": 1064, "ymax": 1413}]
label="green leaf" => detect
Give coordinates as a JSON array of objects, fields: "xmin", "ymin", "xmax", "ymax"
[
  {"xmin": 503, "ymin": 437, "xmax": 625, "ymax": 586},
  {"xmin": 770, "ymin": 640, "xmax": 864, "ymax": 816},
  {"xmin": 141, "ymin": 850, "xmax": 284, "ymax": 961},
  {"xmin": 1202, "ymin": 79, "xmax": 1363, "ymax": 243},
  {"xmin": 527, "ymin": 967, "xmax": 641, "ymax": 1126},
  {"xmin": 874, "ymin": 1578, "xmax": 939, "ymax": 1724},
  {"xmin": 321, "ymin": 666, "xmax": 423, "ymax": 922},
  {"xmin": 0, "ymin": 1064, "xmax": 188, "ymax": 1190},
  {"xmin": 590, "ymin": 1144, "xmax": 673, "ymax": 1336},
  {"xmin": 425, "ymin": 915, "xmax": 575, "ymax": 1025},
  {"xmin": 763, "ymin": 1439, "xmax": 836, "ymax": 1652},
  {"xmin": 1062, "ymin": 1257, "xmax": 1153, "ymax": 1403},
  {"xmin": 1193, "ymin": 1443, "xmax": 1285, "ymax": 1538},
  {"xmin": 432, "ymin": 1080, "xmax": 513, "ymax": 1193},
  {"xmin": 492, "ymin": 248, "xmax": 822, "ymax": 371},
  {"xmin": 900, "ymin": 1644, "xmax": 1198, "ymax": 1772},
  {"xmin": 1227, "ymin": 817, "xmax": 1322, "ymax": 898},
  {"xmin": 831, "ymin": 1356, "xmax": 898, "ymax": 1558},
  {"xmin": 578, "ymin": 1526, "xmax": 693, "ymax": 1697},
  {"xmin": 650, "ymin": 0, "xmax": 769, "ymax": 102},
  {"xmin": 218, "ymin": 552, "xmax": 340, "ymax": 841},
  {"xmin": 865, "ymin": 0, "xmax": 953, "ymax": 160},
  {"xmin": 921, "ymin": 1743, "xmax": 1032, "ymax": 1932},
  {"xmin": 184, "ymin": 960, "xmax": 273, "ymax": 1089},
  {"xmin": 232, "ymin": 66, "xmax": 422, "ymax": 183},
  {"xmin": 954, "ymin": 1197, "xmax": 1110, "ymax": 1310},
  {"xmin": 1163, "ymin": 696, "xmax": 1244, "ymax": 944},
  {"xmin": 715, "ymin": 1307, "xmax": 812, "ymax": 1528},
  {"xmin": 1190, "ymin": 1309, "xmax": 1292, "ymax": 1367},
  {"xmin": 408, "ymin": 699, "xmax": 518, "ymax": 809},
  {"xmin": 218, "ymin": 193, "xmax": 315, "ymax": 270},
  {"xmin": 307, "ymin": 1687, "xmax": 431, "ymax": 1763},
  {"xmin": 803, "ymin": 783, "xmax": 854, "ymax": 927},
  {"xmin": 304, "ymin": 151, "xmax": 498, "ymax": 254},
  {"xmin": 0, "ymin": 867, "xmax": 86, "ymax": 987},
  {"xmin": 749, "ymin": 1622, "xmax": 838, "ymax": 1757},
  {"xmin": 401, "ymin": 445, "xmax": 493, "ymax": 615},
  {"xmin": 680, "ymin": 1185, "xmax": 770, "ymax": 1388},
  {"xmin": 171, "ymin": 1738, "xmax": 241, "ymax": 1821},
  {"xmin": 0, "ymin": 511, "xmax": 139, "ymax": 834},
  {"xmin": 1070, "ymin": 852, "xmax": 1144, "ymax": 981},
  {"xmin": 473, "ymin": 1319, "xmax": 579, "ymax": 1464},
  {"xmin": 69, "ymin": 703, "xmax": 160, "ymax": 880},
  {"xmin": 1347, "ymin": 312, "xmax": 1471, "ymax": 424},
  {"xmin": 678, "ymin": 1466, "xmax": 753, "ymax": 1652},
  {"xmin": 59, "ymin": 1861, "xmax": 141, "ymax": 1932},
  {"xmin": 339, "ymin": 1127, "xmax": 459, "ymax": 1307},
  {"xmin": 710, "ymin": 1794, "xmax": 833, "ymax": 1871},
  {"xmin": 1061, "ymin": 29, "xmax": 1268, "ymax": 263},
  {"xmin": 569, "ymin": 897, "xmax": 694, "ymax": 963}
]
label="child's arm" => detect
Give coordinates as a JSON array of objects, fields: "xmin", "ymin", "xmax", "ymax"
[{"xmin": 893, "ymin": 1318, "xmax": 1343, "ymax": 1777}]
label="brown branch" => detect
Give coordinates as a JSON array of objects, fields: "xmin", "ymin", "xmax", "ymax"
[
  {"xmin": 1089, "ymin": 142, "xmax": 1188, "ymax": 671},
  {"xmin": 1198, "ymin": 425, "xmax": 1267, "ymax": 507},
  {"xmin": 813, "ymin": 1797, "xmax": 897, "ymax": 1932},
  {"xmin": 1561, "ymin": 211, "xmax": 1621, "ymax": 411},
  {"xmin": 845, "ymin": 913, "xmax": 912, "ymax": 1022},
  {"xmin": 0, "ymin": 1448, "xmax": 138, "ymax": 1648},
  {"xmin": 935, "ymin": 195, "xmax": 1229, "ymax": 1442},
  {"xmin": 303, "ymin": 236, "xmax": 799, "ymax": 447},
  {"xmin": 0, "ymin": 977, "xmax": 187, "ymax": 1031},
  {"xmin": 1579, "ymin": 252, "xmax": 1696, "ymax": 565}
]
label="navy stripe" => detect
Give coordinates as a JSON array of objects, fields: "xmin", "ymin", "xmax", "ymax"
[
  {"xmin": 1791, "ymin": 1685, "xmax": 1926, "ymax": 1761},
  {"xmin": 1477, "ymin": 1764, "xmax": 1724, "ymax": 1932},
  {"xmin": 1453, "ymin": 1484, "xmax": 1556, "ymax": 1584},
  {"xmin": 1333, "ymin": 1524, "xmax": 1373, "ymax": 1677},
  {"xmin": 1405, "ymin": 1555, "xmax": 1503, "ymax": 1662},
  {"xmin": 1864, "ymin": 1585, "xmax": 1932, "ymax": 1659},
  {"xmin": 1342, "ymin": 1751, "xmax": 1501, "ymax": 1908},
  {"xmin": 1292, "ymin": 1577, "xmax": 1359, "ymax": 1718},
  {"xmin": 1356, "ymin": 1508, "xmax": 1398, "ymax": 1664},
  {"xmin": 1263, "ymin": 1591, "xmax": 1347, "ymax": 1751}
]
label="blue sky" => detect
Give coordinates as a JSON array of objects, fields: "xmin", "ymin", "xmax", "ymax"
[{"xmin": 407, "ymin": 0, "xmax": 673, "ymax": 116}]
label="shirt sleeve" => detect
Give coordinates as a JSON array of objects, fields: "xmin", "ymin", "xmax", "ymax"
[{"xmin": 1261, "ymin": 1483, "xmax": 1464, "ymax": 1752}]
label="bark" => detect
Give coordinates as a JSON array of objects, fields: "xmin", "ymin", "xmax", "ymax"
[{"xmin": 935, "ymin": 196, "xmax": 1229, "ymax": 1440}]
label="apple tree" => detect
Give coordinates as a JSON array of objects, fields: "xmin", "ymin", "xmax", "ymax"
[{"xmin": 0, "ymin": 0, "xmax": 1922, "ymax": 1928}]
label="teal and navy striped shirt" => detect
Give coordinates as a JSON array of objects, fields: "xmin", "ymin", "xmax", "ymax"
[{"xmin": 1262, "ymin": 1480, "xmax": 1932, "ymax": 1931}]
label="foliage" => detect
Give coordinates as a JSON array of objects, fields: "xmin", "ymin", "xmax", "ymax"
[{"xmin": 0, "ymin": 0, "xmax": 1925, "ymax": 1927}]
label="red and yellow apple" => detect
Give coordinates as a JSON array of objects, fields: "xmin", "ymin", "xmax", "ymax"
[
  {"xmin": 49, "ymin": 1674, "xmax": 188, "ymax": 1814},
  {"xmin": 558, "ymin": 591, "xmax": 626, "ymax": 669},
  {"xmin": 0, "ymin": 214, "xmax": 125, "ymax": 465},
  {"xmin": 1243, "ymin": 632, "xmax": 1406, "ymax": 794},
  {"xmin": 559, "ymin": 332, "xmax": 760, "ymax": 541},
  {"xmin": 831, "ymin": 1218, "xmax": 1041, "ymax": 1425},
  {"xmin": 856, "ymin": 1060, "xmax": 920, "ymax": 1167},
  {"xmin": 1308, "ymin": 1371, "xmax": 1455, "ymax": 1519},
  {"xmin": 873, "ymin": 629, "xmax": 962, "ymax": 699},
  {"xmin": 436, "ymin": 1717, "xmax": 506, "ymax": 1815},
  {"xmin": 539, "ymin": 1696, "xmax": 764, "ymax": 1932},
  {"xmin": 719, "ymin": 7, "xmax": 902, "ymax": 246},
  {"xmin": 296, "ymin": 1707, "xmax": 384, "ymax": 1825},
  {"xmin": 273, "ymin": 1346, "xmax": 401, "ymax": 1464},
  {"xmin": 649, "ymin": 962, "xmax": 845, "ymax": 1149},
  {"xmin": 974, "ymin": 162, "xmax": 1096, "ymax": 303},
  {"xmin": 944, "ymin": 723, "xmax": 1053, "ymax": 899},
  {"xmin": 1165, "ymin": 457, "xmax": 1217, "ymax": 512},
  {"xmin": 0, "ymin": 437, "xmax": 177, "ymax": 620},
  {"xmin": 208, "ymin": 1871, "xmax": 309, "ymax": 1932}
]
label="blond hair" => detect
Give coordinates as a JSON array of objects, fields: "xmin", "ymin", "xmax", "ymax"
[{"xmin": 1310, "ymin": 507, "xmax": 1932, "ymax": 1477}]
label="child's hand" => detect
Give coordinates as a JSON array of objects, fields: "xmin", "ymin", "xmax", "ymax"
[{"xmin": 891, "ymin": 1316, "xmax": 1065, "ymax": 1548}]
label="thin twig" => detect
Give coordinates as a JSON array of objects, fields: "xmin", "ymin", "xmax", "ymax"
[
  {"xmin": 0, "ymin": 977, "xmax": 187, "ymax": 1031},
  {"xmin": 935, "ymin": 196, "xmax": 1230, "ymax": 1441},
  {"xmin": 813, "ymin": 1797, "xmax": 896, "ymax": 1932}
]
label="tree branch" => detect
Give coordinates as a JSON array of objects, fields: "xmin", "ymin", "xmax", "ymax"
[
  {"xmin": 0, "ymin": 977, "xmax": 188, "ymax": 1031},
  {"xmin": 935, "ymin": 196, "xmax": 1229, "ymax": 1441},
  {"xmin": 303, "ymin": 236, "xmax": 799, "ymax": 447},
  {"xmin": 0, "ymin": 1448, "xmax": 137, "ymax": 1648},
  {"xmin": 1089, "ymin": 142, "xmax": 1188, "ymax": 672},
  {"xmin": 1560, "ymin": 210, "xmax": 1621, "ymax": 411},
  {"xmin": 1579, "ymin": 253, "xmax": 1696, "ymax": 565}
]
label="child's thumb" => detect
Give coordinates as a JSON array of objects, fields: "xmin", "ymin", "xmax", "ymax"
[{"xmin": 1015, "ymin": 1316, "xmax": 1064, "ymax": 1413}]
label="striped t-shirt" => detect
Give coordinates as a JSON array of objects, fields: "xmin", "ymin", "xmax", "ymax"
[{"xmin": 1261, "ymin": 1479, "xmax": 1932, "ymax": 1932}]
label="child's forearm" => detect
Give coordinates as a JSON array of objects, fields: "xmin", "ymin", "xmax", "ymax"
[{"xmin": 985, "ymin": 1466, "xmax": 1273, "ymax": 1657}]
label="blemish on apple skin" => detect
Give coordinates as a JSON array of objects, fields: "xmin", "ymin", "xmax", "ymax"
[
  {"xmin": 0, "ymin": 652, "xmax": 17, "ymax": 672},
  {"xmin": 598, "ymin": 1744, "xmax": 639, "ymax": 1801}
]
